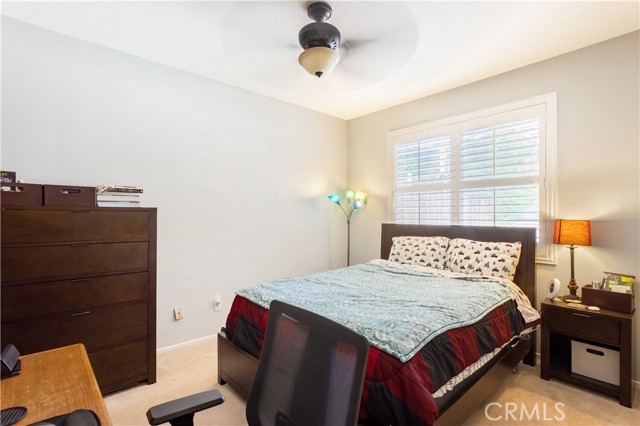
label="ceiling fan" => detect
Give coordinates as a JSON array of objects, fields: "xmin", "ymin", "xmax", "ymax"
[
  {"xmin": 297, "ymin": 2, "xmax": 341, "ymax": 78},
  {"xmin": 218, "ymin": 0, "xmax": 417, "ymax": 89}
]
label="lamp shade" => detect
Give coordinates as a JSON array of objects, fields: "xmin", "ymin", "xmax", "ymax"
[
  {"xmin": 328, "ymin": 193, "xmax": 340, "ymax": 204},
  {"xmin": 354, "ymin": 191, "xmax": 367, "ymax": 209},
  {"xmin": 553, "ymin": 219, "xmax": 591, "ymax": 246},
  {"xmin": 298, "ymin": 46, "xmax": 340, "ymax": 78}
]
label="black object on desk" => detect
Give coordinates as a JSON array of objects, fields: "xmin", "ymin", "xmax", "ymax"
[
  {"xmin": 1, "ymin": 345, "xmax": 21, "ymax": 379},
  {"xmin": 0, "ymin": 407, "xmax": 27, "ymax": 426}
]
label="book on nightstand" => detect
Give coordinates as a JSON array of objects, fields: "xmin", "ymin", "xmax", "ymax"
[{"xmin": 601, "ymin": 272, "xmax": 635, "ymax": 294}]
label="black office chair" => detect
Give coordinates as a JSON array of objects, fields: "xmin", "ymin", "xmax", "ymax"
[
  {"xmin": 29, "ymin": 410, "xmax": 101, "ymax": 426},
  {"xmin": 147, "ymin": 300, "xmax": 369, "ymax": 426}
]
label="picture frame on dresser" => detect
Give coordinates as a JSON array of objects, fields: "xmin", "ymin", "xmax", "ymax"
[{"xmin": 0, "ymin": 205, "xmax": 157, "ymax": 394}]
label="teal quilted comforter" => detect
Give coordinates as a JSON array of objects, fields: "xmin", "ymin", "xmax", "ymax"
[{"xmin": 236, "ymin": 260, "xmax": 515, "ymax": 362}]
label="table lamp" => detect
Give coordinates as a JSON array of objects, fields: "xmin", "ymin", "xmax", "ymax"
[{"xmin": 553, "ymin": 219, "xmax": 591, "ymax": 300}]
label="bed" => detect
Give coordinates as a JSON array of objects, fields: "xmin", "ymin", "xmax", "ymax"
[{"xmin": 217, "ymin": 223, "xmax": 539, "ymax": 425}]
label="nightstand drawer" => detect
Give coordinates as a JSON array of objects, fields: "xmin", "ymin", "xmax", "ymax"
[{"xmin": 550, "ymin": 309, "xmax": 619, "ymax": 345}]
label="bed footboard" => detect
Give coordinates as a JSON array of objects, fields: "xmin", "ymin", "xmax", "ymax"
[
  {"xmin": 218, "ymin": 329, "xmax": 534, "ymax": 425},
  {"xmin": 217, "ymin": 331, "xmax": 258, "ymax": 399}
]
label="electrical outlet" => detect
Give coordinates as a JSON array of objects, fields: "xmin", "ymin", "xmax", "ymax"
[
  {"xmin": 214, "ymin": 295, "xmax": 222, "ymax": 312},
  {"xmin": 173, "ymin": 306, "xmax": 184, "ymax": 320}
]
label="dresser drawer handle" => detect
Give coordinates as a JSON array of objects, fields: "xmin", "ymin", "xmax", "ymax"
[
  {"xmin": 70, "ymin": 311, "xmax": 91, "ymax": 317},
  {"xmin": 572, "ymin": 312, "xmax": 591, "ymax": 318}
]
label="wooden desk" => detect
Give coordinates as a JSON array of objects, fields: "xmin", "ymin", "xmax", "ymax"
[{"xmin": 1, "ymin": 344, "xmax": 112, "ymax": 425}]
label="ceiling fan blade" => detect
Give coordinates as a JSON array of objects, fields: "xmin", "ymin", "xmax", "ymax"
[{"xmin": 341, "ymin": 38, "xmax": 375, "ymax": 51}]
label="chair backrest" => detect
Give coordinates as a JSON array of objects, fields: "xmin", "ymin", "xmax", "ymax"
[{"xmin": 246, "ymin": 300, "xmax": 369, "ymax": 426}]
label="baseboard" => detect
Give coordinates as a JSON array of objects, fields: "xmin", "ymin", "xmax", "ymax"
[{"xmin": 157, "ymin": 334, "xmax": 216, "ymax": 354}]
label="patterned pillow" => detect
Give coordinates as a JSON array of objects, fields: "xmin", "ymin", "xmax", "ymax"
[
  {"xmin": 388, "ymin": 236, "xmax": 450, "ymax": 269},
  {"xmin": 446, "ymin": 238, "xmax": 522, "ymax": 281}
]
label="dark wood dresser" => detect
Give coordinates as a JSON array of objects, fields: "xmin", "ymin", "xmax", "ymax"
[{"xmin": 1, "ymin": 206, "xmax": 157, "ymax": 393}]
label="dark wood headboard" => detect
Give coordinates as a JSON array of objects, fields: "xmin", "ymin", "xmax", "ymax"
[{"xmin": 380, "ymin": 223, "xmax": 537, "ymax": 307}]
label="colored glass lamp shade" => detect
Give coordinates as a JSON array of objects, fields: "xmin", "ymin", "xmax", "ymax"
[
  {"xmin": 354, "ymin": 191, "xmax": 367, "ymax": 209},
  {"xmin": 553, "ymin": 219, "xmax": 591, "ymax": 300},
  {"xmin": 298, "ymin": 46, "xmax": 340, "ymax": 78},
  {"xmin": 327, "ymin": 189, "xmax": 367, "ymax": 266}
]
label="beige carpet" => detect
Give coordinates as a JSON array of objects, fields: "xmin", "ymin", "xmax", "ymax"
[{"xmin": 105, "ymin": 339, "xmax": 639, "ymax": 426}]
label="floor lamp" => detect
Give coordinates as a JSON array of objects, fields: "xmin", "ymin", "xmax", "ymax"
[{"xmin": 328, "ymin": 190, "xmax": 367, "ymax": 266}]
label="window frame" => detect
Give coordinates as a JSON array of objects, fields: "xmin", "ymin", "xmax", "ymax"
[{"xmin": 389, "ymin": 93, "xmax": 557, "ymax": 264}]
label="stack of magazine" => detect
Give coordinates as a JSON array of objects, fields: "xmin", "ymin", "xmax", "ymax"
[
  {"xmin": 96, "ymin": 185, "xmax": 143, "ymax": 207},
  {"xmin": 600, "ymin": 272, "xmax": 635, "ymax": 294}
]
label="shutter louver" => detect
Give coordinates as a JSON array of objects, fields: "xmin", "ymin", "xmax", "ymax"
[
  {"xmin": 394, "ymin": 134, "xmax": 452, "ymax": 224},
  {"xmin": 460, "ymin": 118, "xmax": 539, "ymax": 181},
  {"xmin": 460, "ymin": 184, "xmax": 539, "ymax": 228},
  {"xmin": 391, "ymin": 95, "xmax": 555, "ymax": 263},
  {"xmin": 394, "ymin": 109, "xmax": 542, "ymax": 230}
]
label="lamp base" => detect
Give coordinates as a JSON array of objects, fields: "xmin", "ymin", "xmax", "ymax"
[
  {"xmin": 563, "ymin": 294, "xmax": 582, "ymax": 302},
  {"xmin": 565, "ymin": 276, "xmax": 581, "ymax": 299}
]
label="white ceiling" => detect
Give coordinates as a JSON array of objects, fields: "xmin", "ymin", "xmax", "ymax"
[{"xmin": 2, "ymin": 1, "xmax": 638, "ymax": 120}]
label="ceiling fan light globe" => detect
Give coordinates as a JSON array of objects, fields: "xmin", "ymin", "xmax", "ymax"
[{"xmin": 298, "ymin": 47, "xmax": 340, "ymax": 78}]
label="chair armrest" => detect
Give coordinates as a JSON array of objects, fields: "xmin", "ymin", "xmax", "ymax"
[{"xmin": 146, "ymin": 389, "xmax": 225, "ymax": 425}]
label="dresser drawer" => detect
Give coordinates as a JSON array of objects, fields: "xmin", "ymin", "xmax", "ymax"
[
  {"xmin": 0, "ymin": 302, "xmax": 148, "ymax": 354},
  {"xmin": 89, "ymin": 340, "xmax": 149, "ymax": 393},
  {"xmin": 1, "ymin": 208, "xmax": 150, "ymax": 244},
  {"xmin": 2, "ymin": 273, "xmax": 148, "ymax": 323},
  {"xmin": 1, "ymin": 242, "xmax": 148, "ymax": 283},
  {"xmin": 549, "ymin": 308, "xmax": 619, "ymax": 345}
]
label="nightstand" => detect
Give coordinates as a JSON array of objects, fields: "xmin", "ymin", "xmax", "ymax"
[{"xmin": 540, "ymin": 298, "xmax": 635, "ymax": 407}]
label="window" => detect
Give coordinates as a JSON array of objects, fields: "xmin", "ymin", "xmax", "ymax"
[{"xmin": 390, "ymin": 94, "xmax": 557, "ymax": 263}]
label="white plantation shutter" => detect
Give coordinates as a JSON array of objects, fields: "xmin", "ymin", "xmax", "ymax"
[{"xmin": 390, "ymin": 94, "xmax": 557, "ymax": 263}]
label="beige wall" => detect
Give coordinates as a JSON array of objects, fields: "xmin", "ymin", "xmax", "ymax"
[
  {"xmin": 1, "ymin": 17, "xmax": 348, "ymax": 349},
  {"xmin": 347, "ymin": 31, "xmax": 640, "ymax": 380}
]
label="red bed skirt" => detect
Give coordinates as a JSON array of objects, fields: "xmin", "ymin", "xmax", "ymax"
[{"xmin": 225, "ymin": 295, "xmax": 531, "ymax": 426}]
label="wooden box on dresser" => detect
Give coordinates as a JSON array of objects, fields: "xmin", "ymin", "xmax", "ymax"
[{"xmin": 1, "ymin": 205, "xmax": 157, "ymax": 394}]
